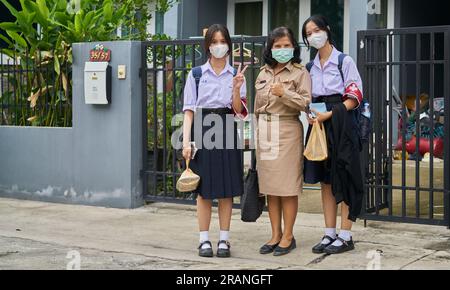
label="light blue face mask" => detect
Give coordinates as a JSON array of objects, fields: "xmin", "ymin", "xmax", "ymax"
[{"xmin": 271, "ymin": 48, "xmax": 294, "ymax": 64}]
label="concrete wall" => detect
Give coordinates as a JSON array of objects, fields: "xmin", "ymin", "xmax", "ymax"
[
  {"xmin": 164, "ymin": 4, "xmax": 179, "ymax": 39},
  {"xmin": 0, "ymin": 127, "xmax": 74, "ymax": 200},
  {"xmin": 0, "ymin": 41, "xmax": 144, "ymax": 209},
  {"xmin": 348, "ymin": 0, "xmax": 367, "ymax": 60}
]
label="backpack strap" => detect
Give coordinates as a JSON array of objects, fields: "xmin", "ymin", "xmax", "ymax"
[
  {"xmin": 233, "ymin": 67, "xmax": 238, "ymax": 77},
  {"xmin": 192, "ymin": 66, "xmax": 203, "ymax": 100},
  {"xmin": 338, "ymin": 53, "xmax": 347, "ymax": 84},
  {"xmin": 306, "ymin": 61, "xmax": 314, "ymax": 73}
]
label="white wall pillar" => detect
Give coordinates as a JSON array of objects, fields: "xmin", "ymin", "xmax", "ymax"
[{"xmin": 299, "ymin": 0, "xmax": 311, "ymax": 63}]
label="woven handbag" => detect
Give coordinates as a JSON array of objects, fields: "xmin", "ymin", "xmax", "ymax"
[{"xmin": 176, "ymin": 159, "xmax": 200, "ymax": 193}]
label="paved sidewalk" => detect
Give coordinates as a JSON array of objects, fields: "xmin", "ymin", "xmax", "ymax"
[{"xmin": 0, "ymin": 197, "xmax": 449, "ymax": 270}]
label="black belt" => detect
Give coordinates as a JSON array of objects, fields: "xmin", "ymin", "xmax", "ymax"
[
  {"xmin": 199, "ymin": 108, "xmax": 233, "ymax": 115},
  {"xmin": 314, "ymin": 94, "xmax": 343, "ymax": 104}
]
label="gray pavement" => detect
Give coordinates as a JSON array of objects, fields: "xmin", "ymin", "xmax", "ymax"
[{"xmin": 0, "ymin": 198, "xmax": 449, "ymax": 270}]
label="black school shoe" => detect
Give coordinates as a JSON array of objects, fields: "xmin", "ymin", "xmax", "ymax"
[
  {"xmin": 273, "ymin": 238, "xmax": 296, "ymax": 257},
  {"xmin": 198, "ymin": 241, "xmax": 214, "ymax": 258},
  {"xmin": 260, "ymin": 242, "xmax": 280, "ymax": 255},
  {"xmin": 312, "ymin": 236, "xmax": 337, "ymax": 254},
  {"xmin": 324, "ymin": 237, "xmax": 355, "ymax": 255},
  {"xmin": 217, "ymin": 241, "xmax": 231, "ymax": 258}
]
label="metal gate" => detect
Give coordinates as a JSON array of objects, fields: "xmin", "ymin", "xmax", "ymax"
[
  {"xmin": 357, "ymin": 26, "xmax": 450, "ymax": 227},
  {"xmin": 141, "ymin": 37, "xmax": 266, "ymax": 205}
]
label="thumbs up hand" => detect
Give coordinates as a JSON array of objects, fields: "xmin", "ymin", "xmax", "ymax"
[{"xmin": 270, "ymin": 83, "xmax": 285, "ymax": 97}]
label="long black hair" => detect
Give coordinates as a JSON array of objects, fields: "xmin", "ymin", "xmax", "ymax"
[
  {"xmin": 204, "ymin": 24, "xmax": 232, "ymax": 59},
  {"xmin": 301, "ymin": 15, "xmax": 335, "ymax": 49},
  {"xmin": 263, "ymin": 27, "xmax": 301, "ymax": 68}
]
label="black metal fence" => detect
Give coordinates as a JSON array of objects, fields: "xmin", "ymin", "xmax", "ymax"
[
  {"xmin": 0, "ymin": 48, "xmax": 72, "ymax": 127},
  {"xmin": 141, "ymin": 36, "xmax": 267, "ymax": 205},
  {"xmin": 357, "ymin": 26, "xmax": 450, "ymax": 227},
  {"xmin": 142, "ymin": 29, "xmax": 450, "ymax": 228}
]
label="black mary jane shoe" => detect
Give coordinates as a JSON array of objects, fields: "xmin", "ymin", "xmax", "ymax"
[
  {"xmin": 312, "ymin": 235, "xmax": 337, "ymax": 254},
  {"xmin": 324, "ymin": 237, "xmax": 355, "ymax": 255},
  {"xmin": 259, "ymin": 242, "xmax": 280, "ymax": 255},
  {"xmin": 273, "ymin": 238, "xmax": 296, "ymax": 257},
  {"xmin": 216, "ymin": 240, "xmax": 231, "ymax": 258},
  {"xmin": 198, "ymin": 241, "xmax": 214, "ymax": 258}
]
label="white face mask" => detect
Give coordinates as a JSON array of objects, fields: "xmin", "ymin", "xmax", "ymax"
[
  {"xmin": 307, "ymin": 31, "xmax": 328, "ymax": 50},
  {"xmin": 209, "ymin": 44, "xmax": 229, "ymax": 59}
]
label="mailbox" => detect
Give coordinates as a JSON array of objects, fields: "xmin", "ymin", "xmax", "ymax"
[{"xmin": 84, "ymin": 61, "xmax": 111, "ymax": 104}]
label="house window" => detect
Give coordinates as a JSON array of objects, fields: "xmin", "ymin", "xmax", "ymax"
[
  {"xmin": 311, "ymin": 0, "xmax": 344, "ymax": 51},
  {"xmin": 235, "ymin": 2, "xmax": 263, "ymax": 36},
  {"xmin": 269, "ymin": 0, "xmax": 300, "ymax": 38},
  {"xmin": 155, "ymin": 11, "xmax": 164, "ymax": 35}
]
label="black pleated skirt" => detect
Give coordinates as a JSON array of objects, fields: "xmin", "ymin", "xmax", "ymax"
[
  {"xmin": 304, "ymin": 95, "xmax": 342, "ymax": 185},
  {"xmin": 187, "ymin": 108, "xmax": 244, "ymax": 200}
]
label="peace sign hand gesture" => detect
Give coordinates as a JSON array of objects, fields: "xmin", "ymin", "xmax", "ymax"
[{"xmin": 233, "ymin": 63, "xmax": 248, "ymax": 91}]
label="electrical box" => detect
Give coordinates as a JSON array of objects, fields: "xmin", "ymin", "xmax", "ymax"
[{"xmin": 84, "ymin": 62, "xmax": 111, "ymax": 104}]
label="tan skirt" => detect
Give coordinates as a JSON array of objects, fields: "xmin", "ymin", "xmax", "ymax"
[{"xmin": 256, "ymin": 118, "xmax": 304, "ymax": 197}]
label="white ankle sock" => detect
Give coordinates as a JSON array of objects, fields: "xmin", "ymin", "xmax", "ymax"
[
  {"xmin": 339, "ymin": 230, "xmax": 352, "ymax": 241},
  {"xmin": 199, "ymin": 231, "xmax": 211, "ymax": 249},
  {"xmin": 219, "ymin": 231, "xmax": 230, "ymax": 249},
  {"xmin": 332, "ymin": 230, "xmax": 352, "ymax": 247},
  {"xmin": 321, "ymin": 228, "xmax": 337, "ymax": 245}
]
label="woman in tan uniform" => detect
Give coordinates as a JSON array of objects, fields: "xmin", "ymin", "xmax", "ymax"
[{"xmin": 255, "ymin": 27, "xmax": 311, "ymax": 256}]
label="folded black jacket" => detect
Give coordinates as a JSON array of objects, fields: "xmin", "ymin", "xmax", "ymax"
[{"xmin": 329, "ymin": 103, "xmax": 364, "ymax": 222}]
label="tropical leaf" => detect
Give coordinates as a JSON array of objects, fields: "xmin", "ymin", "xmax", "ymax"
[
  {"xmin": 82, "ymin": 10, "xmax": 95, "ymax": 29},
  {"xmin": 26, "ymin": 11, "xmax": 36, "ymax": 25},
  {"xmin": 30, "ymin": 0, "xmax": 49, "ymax": 28},
  {"xmin": 40, "ymin": 50, "xmax": 53, "ymax": 60},
  {"xmin": 54, "ymin": 54, "xmax": 60, "ymax": 75},
  {"xmin": 36, "ymin": 41, "xmax": 52, "ymax": 51},
  {"xmin": 27, "ymin": 86, "xmax": 52, "ymax": 108},
  {"xmin": 27, "ymin": 116, "xmax": 37, "ymax": 122},
  {"xmin": 54, "ymin": 12, "xmax": 69, "ymax": 26},
  {"xmin": 36, "ymin": 0, "xmax": 49, "ymax": 19},
  {"xmin": 1, "ymin": 0, "xmax": 169, "ymax": 127},
  {"xmin": 74, "ymin": 11, "xmax": 82, "ymax": 34},
  {"xmin": 0, "ymin": 22, "xmax": 22, "ymax": 32},
  {"xmin": 67, "ymin": 47, "xmax": 73, "ymax": 63},
  {"xmin": 103, "ymin": 0, "xmax": 113, "ymax": 22},
  {"xmin": 62, "ymin": 72, "xmax": 69, "ymax": 97},
  {"xmin": 20, "ymin": 0, "xmax": 35, "ymax": 13},
  {"xmin": 28, "ymin": 89, "xmax": 41, "ymax": 108},
  {"xmin": 56, "ymin": 0, "xmax": 67, "ymax": 11},
  {"xmin": 6, "ymin": 31, "xmax": 28, "ymax": 48}
]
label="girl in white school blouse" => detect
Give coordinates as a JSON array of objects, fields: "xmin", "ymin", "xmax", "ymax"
[
  {"xmin": 182, "ymin": 24, "xmax": 248, "ymax": 258},
  {"xmin": 302, "ymin": 15, "xmax": 364, "ymax": 255}
]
